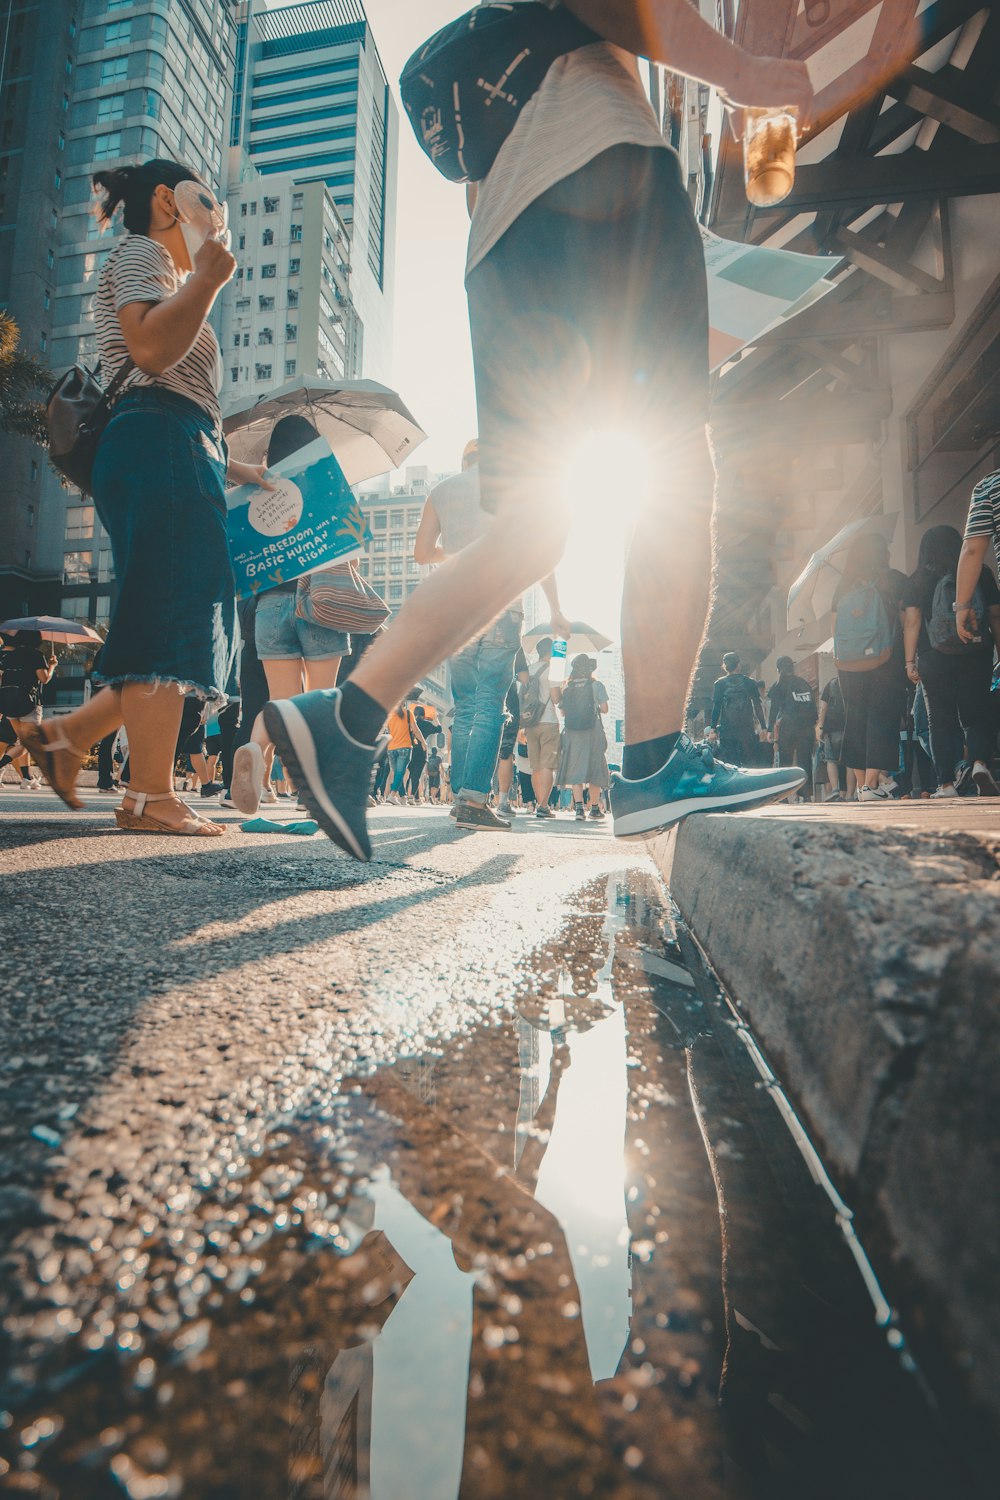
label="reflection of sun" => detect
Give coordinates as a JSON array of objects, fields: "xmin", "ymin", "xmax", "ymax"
[{"xmin": 557, "ymin": 430, "xmax": 651, "ymax": 636}]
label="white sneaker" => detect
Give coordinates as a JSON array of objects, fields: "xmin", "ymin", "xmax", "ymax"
[
  {"xmin": 231, "ymin": 742, "xmax": 265, "ymax": 815},
  {"xmin": 972, "ymin": 761, "xmax": 1000, "ymax": 796},
  {"xmin": 931, "ymin": 784, "xmax": 959, "ymax": 799},
  {"xmin": 858, "ymin": 786, "xmax": 891, "ymax": 802},
  {"xmin": 261, "ymin": 783, "xmax": 279, "ymax": 805}
]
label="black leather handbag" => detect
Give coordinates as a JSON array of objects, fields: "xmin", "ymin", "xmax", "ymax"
[
  {"xmin": 46, "ymin": 357, "xmax": 135, "ymax": 494},
  {"xmin": 400, "ymin": 2, "xmax": 599, "ymax": 184}
]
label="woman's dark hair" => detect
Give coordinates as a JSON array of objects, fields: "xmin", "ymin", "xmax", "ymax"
[
  {"xmin": 842, "ymin": 530, "xmax": 890, "ymax": 584},
  {"xmin": 92, "ymin": 158, "xmax": 203, "ymax": 235},
  {"xmin": 266, "ymin": 415, "xmax": 321, "ymax": 466},
  {"xmin": 776, "ymin": 656, "xmax": 794, "ymax": 676},
  {"xmin": 915, "ymin": 524, "xmax": 962, "ymax": 579}
]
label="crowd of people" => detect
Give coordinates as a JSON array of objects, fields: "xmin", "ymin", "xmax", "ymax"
[
  {"xmin": 7, "ymin": 2, "xmax": 993, "ymax": 853},
  {"xmin": 705, "ymin": 524, "xmax": 1000, "ymax": 802}
]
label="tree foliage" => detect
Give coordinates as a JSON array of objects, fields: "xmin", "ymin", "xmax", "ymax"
[{"xmin": 0, "ymin": 312, "xmax": 50, "ymax": 444}]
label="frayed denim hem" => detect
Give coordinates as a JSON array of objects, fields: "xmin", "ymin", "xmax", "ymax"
[{"xmin": 91, "ymin": 671, "xmax": 227, "ymax": 708}]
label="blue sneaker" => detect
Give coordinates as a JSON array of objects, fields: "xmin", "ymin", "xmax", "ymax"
[
  {"xmin": 262, "ymin": 689, "xmax": 376, "ymax": 861},
  {"xmin": 611, "ymin": 735, "xmax": 806, "ymax": 839}
]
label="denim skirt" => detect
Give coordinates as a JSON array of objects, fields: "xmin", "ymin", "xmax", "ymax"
[{"xmin": 91, "ymin": 389, "xmax": 237, "ymax": 705}]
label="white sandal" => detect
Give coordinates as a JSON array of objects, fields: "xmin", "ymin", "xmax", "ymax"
[{"xmin": 115, "ymin": 790, "xmax": 225, "ymax": 837}]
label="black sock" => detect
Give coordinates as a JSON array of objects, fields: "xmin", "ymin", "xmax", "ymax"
[
  {"xmin": 622, "ymin": 732, "xmax": 681, "ymax": 781},
  {"xmin": 0, "ymin": 755, "xmax": 11, "ymax": 771},
  {"xmin": 19, "ymin": 766, "xmax": 32, "ymax": 781},
  {"xmin": 338, "ymin": 681, "xmax": 387, "ymax": 747}
]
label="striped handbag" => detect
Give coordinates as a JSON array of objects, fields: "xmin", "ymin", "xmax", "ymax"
[{"xmin": 295, "ymin": 562, "xmax": 391, "ymax": 635}]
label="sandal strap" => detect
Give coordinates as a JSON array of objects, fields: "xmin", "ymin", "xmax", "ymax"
[{"xmin": 121, "ymin": 790, "xmax": 176, "ymax": 816}]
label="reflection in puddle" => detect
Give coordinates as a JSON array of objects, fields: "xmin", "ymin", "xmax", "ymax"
[{"xmin": 8, "ymin": 873, "xmax": 980, "ymax": 1500}]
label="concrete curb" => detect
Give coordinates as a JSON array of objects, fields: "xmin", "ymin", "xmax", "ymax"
[{"xmin": 649, "ymin": 813, "xmax": 1000, "ymax": 1441}]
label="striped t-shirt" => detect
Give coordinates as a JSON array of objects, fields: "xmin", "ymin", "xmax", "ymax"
[
  {"xmin": 95, "ymin": 235, "xmax": 223, "ymax": 428},
  {"xmin": 964, "ymin": 470, "xmax": 1000, "ymax": 562},
  {"xmin": 466, "ymin": 1, "xmax": 667, "ymax": 277}
]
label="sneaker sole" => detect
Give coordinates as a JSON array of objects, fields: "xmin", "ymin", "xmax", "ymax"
[
  {"xmin": 263, "ymin": 700, "xmax": 370, "ymax": 862},
  {"xmin": 973, "ymin": 769, "xmax": 1000, "ymax": 796},
  {"xmin": 612, "ymin": 770, "xmax": 806, "ymax": 839},
  {"xmin": 231, "ymin": 744, "xmax": 264, "ymax": 816},
  {"xmin": 455, "ymin": 814, "xmax": 512, "ymax": 830}
]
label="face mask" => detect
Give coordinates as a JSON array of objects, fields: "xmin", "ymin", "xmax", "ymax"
[{"xmin": 171, "ymin": 179, "xmax": 229, "ymax": 263}]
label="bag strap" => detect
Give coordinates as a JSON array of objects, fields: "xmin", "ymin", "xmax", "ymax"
[{"xmin": 103, "ymin": 357, "xmax": 136, "ymax": 404}]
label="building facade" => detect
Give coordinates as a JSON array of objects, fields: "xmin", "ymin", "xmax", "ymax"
[{"xmin": 228, "ymin": 0, "xmax": 397, "ymax": 382}]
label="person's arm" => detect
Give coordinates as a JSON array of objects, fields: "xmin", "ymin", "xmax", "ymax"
[
  {"xmin": 550, "ymin": 683, "xmax": 563, "ymax": 710},
  {"xmin": 956, "ymin": 536, "xmax": 990, "ymax": 644},
  {"xmin": 117, "ymin": 237, "xmax": 236, "ymax": 376},
  {"xmin": 540, "ymin": 574, "xmax": 572, "ymax": 641},
  {"xmin": 815, "ymin": 691, "xmax": 827, "ymax": 743},
  {"xmin": 750, "ymin": 681, "xmax": 766, "ymax": 733},
  {"xmin": 36, "ymin": 656, "xmax": 57, "ymax": 685},
  {"xmin": 903, "ymin": 607, "xmax": 922, "ymax": 684},
  {"xmin": 766, "ymin": 682, "xmax": 782, "ymax": 735},
  {"xmin": 559, "ymin": 0, "xmax": 813, "ymax": 123},
  {"xmin": 710, "ymin": 679, "xmax": 723, "ymax": 731},
  {"xmin": 413, "ymin": 498, "xmax": 445, "ymax": 565}
]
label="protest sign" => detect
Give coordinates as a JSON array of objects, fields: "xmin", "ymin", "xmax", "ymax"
[
  {"xmin": 227, "ymin": 436, "xmax": 371, "ymax": 599},
  {"xmin": 701, "ymin": 227, "xmax": 841, "ymax": 369}
]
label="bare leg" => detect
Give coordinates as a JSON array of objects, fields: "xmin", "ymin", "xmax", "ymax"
[
  {"xmin": 252, "ymin": 659, "xmax": 306, "ymax": 759},
  {"xmin": 120, "ymin": 682, "xmax": 221, "ymax": 832},
  {"xmin": 533, "ymin": 768, "xmax": 554, "ymax": 806},
  {"xmin": 498, "ymin": 758, "xmax": 514, "ymax": 797},
  {"xmin": 351, "ymin": 510, "xmax": 569, "ymax": 712},
  {"xmin": 621, "ymin": 430, "xmax": 716, "ymax": 743}
]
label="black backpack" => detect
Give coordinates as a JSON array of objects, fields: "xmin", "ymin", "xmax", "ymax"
[
  {"xmin": 400, "ymin": 2, "xmax": 600, "ymax": 184},
  {"xmin": 718, "ymin": 676, "xmax": 755, "ymax": 734},
  {"xmin": 561, "ymin": 678, "xmax": 597, "ymax": 731}
]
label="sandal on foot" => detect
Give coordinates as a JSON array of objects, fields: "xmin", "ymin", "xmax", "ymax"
[
  {"xmin": 12, "ymin": 721, "xmax": 87, "ymax": 809},
  {"xmin": 115, "ymin": 791, "xmax": 225, "ymax": 837}
]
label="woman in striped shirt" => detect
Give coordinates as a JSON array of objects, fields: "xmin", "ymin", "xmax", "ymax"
[{"xmin": 15, "ymin": 158, "xmax": 271, "ymax": 835}]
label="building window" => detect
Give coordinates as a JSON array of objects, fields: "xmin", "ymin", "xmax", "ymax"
[
  {"xmin": 47, "ymin": 250, "xmax": 54, "ymax": 269},
  {"xmin": 373, "ymin": 512, "xmax": 387, "ymax": 530},
  {"xmin": 373, "ymin": 537, "xmax": 386, "ymax": 554},
  {"xmin": 285, "ymin": 359, "xmax": 296, "ymax": 378},
  {"xmin": 262, "ymin": 228, "xmax": 273, "ymax": 246},
  {"xmin": 240, "ymin": 203, "xmax": 247, "ymax": 217},
  {"xmin": 258, "ymin": 296, "xmax": 274, "ymax": 312},
  {"xmin": 292, "ymin": 192, "xmax": 303, "ymax": 211},
  {"xmin": 238, "ymin": 234, "xmax": 245, "ymax": 250},
  {"xmin": 290, "ymin": 224, "xmax": 302, "ymax": 242},
  {"xmin": 285, "ymin": 324, "xmax": 297, "ymax": 342},
  {"xmin": 39, "ymin": 333, "xmax": 47, "ymax": 353},
  {"xmin": 230, "ymin": 367, "xmax": 239, "ymax": 383},
  {"xmin": 94, "ymin": 132, "xmax": 122, "ymax": 160},
  {"xmin": 30, "ymin": 462, "xmax": 38, "ymax": 483},
  {"xmin": 255, "ymin": 363, "xmax": 272, "ymax": 381},
  {"xmin": 389, "ymin": 559, "xmax": 402, "ymax": 577},
  {"xmin": 258, "ymin": 328, "xmax": 273, "ymax": 345},
  {"xmin": 249, "ymin": 201, "xmax": 257, "ymax": 215},
  {"xmin": 105, "ymin": 20, "xmax": 132, "ymax": 45},
  {"xmin": 389, "ymin": 583, "xmax": 403, "ymax": 601},
  {"xmin": 263, "ymin": 196, "xmax": 279, "ymax": 214},
  {"xmin": 65, "ymin": 505, "xmax": 95, "ymax": 540},
  {"xmin": 43, "ymin": 292, "xmax": 50, "ymax": 311},
  {"xmin": 407, "ymin": 508, "xmax": 422, "ymax": 525},
  {"xmin": 390, "ymin": 510, "xmax": 403, "ymax": 527},
  {"xmin": 98, "ymin": 96, "xmax": 124, "ymax": 124},
  {"xmin": 390, "ymin": 534, "xmax": 404, "ymax": 553},
  {"xmin": 245, "ymin": 267, "xmax": 253, "ymax": 281},
  {"xmin": 64, "ymin": 551, "xmax": 93, "ymax": 584},
  {"xmin": 287, "ymin": 289, "xmax": 299, "ymax": 308},
  {"xmin": 261, "ymin": 264, "xmax": 276, "ymax": 279},
  {"xmin": 288, "ymin": 258, "xmax": 300, "ymax": 276},
  {"xmin": 100, "ymin": 58, "xmax": 128, "ymax": 85}
]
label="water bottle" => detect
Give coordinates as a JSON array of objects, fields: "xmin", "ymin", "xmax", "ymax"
[{"xmin": 549, "ymin": 638, "xmax": 567, "ymax": 685}]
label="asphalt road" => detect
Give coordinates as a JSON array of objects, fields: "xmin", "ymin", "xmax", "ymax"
[{"xmin": 0, "ymin": 790, "xmax": 978, "ymax": 1498}]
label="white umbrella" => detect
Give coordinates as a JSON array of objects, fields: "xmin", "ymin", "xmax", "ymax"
[
  {"xmin": 786, "ymin": 513, "xmax": 898, "ymax": 631},
  {"xmin": 522, "ymin": 620, "xmax": 613, "ymax": 656},
  {"xmin": 0, "ymin": 615, "xmax": 103, "ymax": 647},
  {"xmin": 222, "ymin": 378, "xmax": 427, "ymax": 486}
]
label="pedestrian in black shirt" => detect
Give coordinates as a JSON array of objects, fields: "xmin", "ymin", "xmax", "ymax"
[
  {"xmin": 709, "ymin": 653, "xmax": 766, "ymax": 767},
  {"xmin": 832, "ymin": 533, "xmax": 907, "ymax": 802},
  {"xmin": 768, "ymin": 658, "xmax": 817, "ymax": 801}
]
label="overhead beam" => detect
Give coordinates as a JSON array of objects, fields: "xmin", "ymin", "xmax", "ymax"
[
  {"xmin": 751, "ymin": 144, "xmax": 1000, "ymax": 214},
  {"xmin": 887, "ymin": 64, "xmax": 1000, "ymax": 143},
  {"xmin": 836, "ymin": 226, "xmax": 945, "ymax": 294}
]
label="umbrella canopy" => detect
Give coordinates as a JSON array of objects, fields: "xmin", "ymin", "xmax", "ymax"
[
  {"xmin": 786, "ymin": 513, "xmax": 898, "ymax": 631},
  {"xmin": 522, "ymin": 620, "xmax": 613, "ymax": 657},
  {"xmin": 222, "ymin": 378, "xmax": 427, "ymax": 486},
  {"xmin": 0, "ymin": 615, "xmax": 103, "ymax": 647}
]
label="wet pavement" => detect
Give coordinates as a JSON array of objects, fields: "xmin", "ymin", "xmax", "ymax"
[{"xmin": 0, "ymin": 793, "xmax": 986, "ymax": 1497}]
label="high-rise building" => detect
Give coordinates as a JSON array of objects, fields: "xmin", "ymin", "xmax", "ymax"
[
  {"xmin": 228, "ymin": 0, "xmax": 397, "ymax": 381},
  {"xmin": 0, "ymin": 0, "xmax": 79, "ymax": 619},
  {"xmin": 0, "ymin": 0, "xmax": 239, "ymax": 695}
]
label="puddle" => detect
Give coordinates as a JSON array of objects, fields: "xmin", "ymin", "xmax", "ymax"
[{"xmin": 0, "ymin": 874, "xmax": 984, "ymax": 1499}]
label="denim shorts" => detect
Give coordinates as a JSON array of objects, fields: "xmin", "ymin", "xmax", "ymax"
[
  {"xmin": 254, "ymin": 589, "xmax": 349, "ymax": 661},
  {"xmin": 91, "ymin": 388, "xmax": 236, "ymax": 705}
]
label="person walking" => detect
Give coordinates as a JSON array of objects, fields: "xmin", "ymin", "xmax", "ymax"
[
  {"xmin": 258, "ymin": 3, "xmax": 813, "ymax": 859},
  {"xmin": 767, "ymin": 658, "xmax": 818, "ymax": 801},
  {"xmin": 518, "ymin": 639, "xmax": 564, "ymax": 822},
  {"xmin": 385, "ymin": 701, "xmax": 424, "ymax": 805},
  {"xmin": 814, "ymin": 676, "xmax": 847, "ymax": 802},
  {"xmin": 902, "ymin": 524, "xmax": 1000, "ymax": 798},
  {"xmin": 14, "ymin": 159, "xmax": 270, "ymax": 834},
  {"xmin": 553, "ymin": 654, "xmax": 609, "ymax": 819},
  {"xmin": 230, "ymin": 415, "xmax": 350, "ymax": 815},
  {"xmin": 0, "ymin": 632, "xmax": 55, "ymax": 788},
  {"xmin": 832, "ymin": 532, "xmax": 908, "ymax": 803},
  {"xmin": 709, "ymin": 652, "xmax": 766, "ymax": 767}
]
